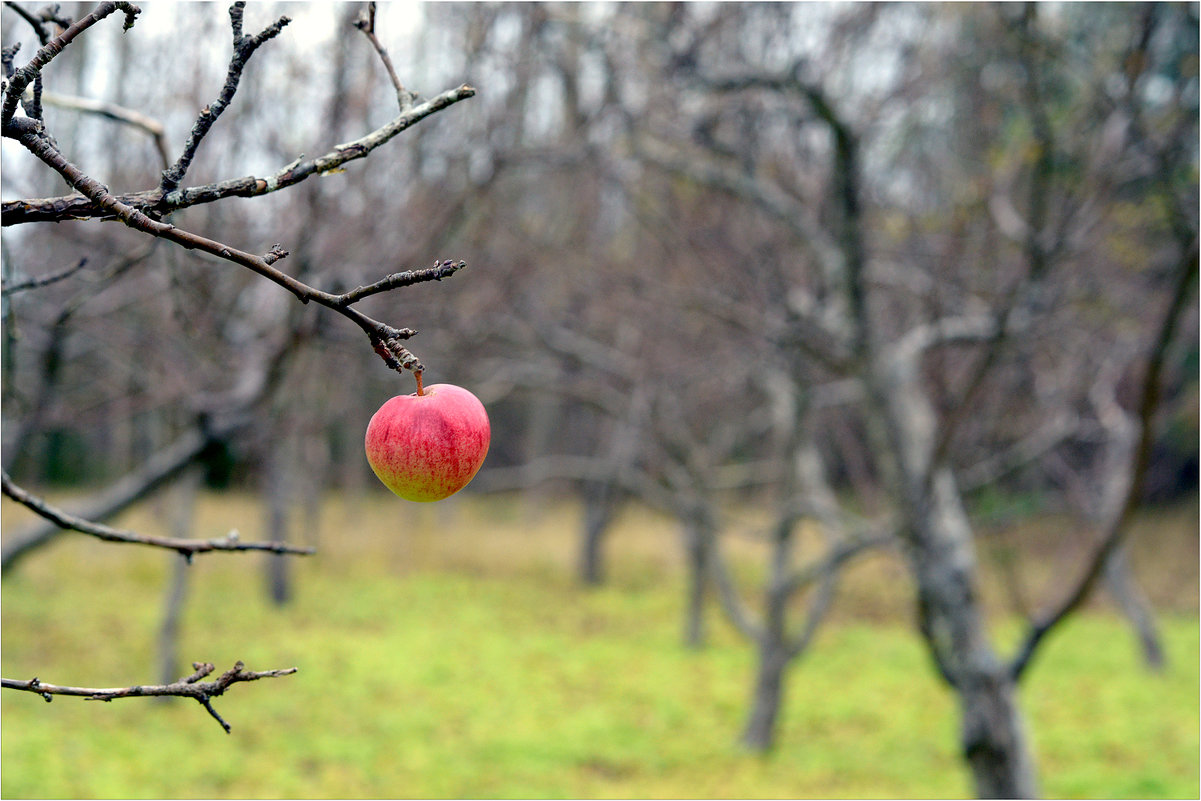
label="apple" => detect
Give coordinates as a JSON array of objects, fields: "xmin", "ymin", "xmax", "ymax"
[{"xmin": 364, "ymin": 382, "xmax": 490, "ymax": 502}]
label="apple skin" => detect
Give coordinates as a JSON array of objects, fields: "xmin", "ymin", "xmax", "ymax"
[{"xmin": 364, "ymin": 383, "xmax": 490, "ymax": 502}]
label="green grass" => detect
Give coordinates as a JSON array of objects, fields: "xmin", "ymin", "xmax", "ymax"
[{"xmin": 2, "ymin": 492, "xmax": 1197, "ymax": 798}]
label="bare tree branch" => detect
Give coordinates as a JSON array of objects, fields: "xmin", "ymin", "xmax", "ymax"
[
  {"xmin": 40, "ymin": 90, "xmax": 170, "ymax": 168},
  {"xmin": 1, "ymin": 469, "xmax": 315, "ymax": 561},
  {"xmin": 2, "ymin": 84, "xmax": 477, "ymax": 226},
  {"xmin": 158, "ymin": 3, "xmax": 290, "ymax": 194},
  {"xmin": 1010, "ymin": 242, "xmax": 1198, "ymax": 681},
  {"xmin": 2, "ymin": 661, "xmax": 297, "ymax": 734},
  {"xmin": 1, "ymin": 257, "xmax": 86, "ymax": 293},
  {"xmin": 0, "ymin": 0, "xmax": 139, "ymax": 127},
  {"xmin": 4, "ymin": 125, "xmax": 462, "ymax": 378},
  {"xmin": 3, "ymin": 1, "xmax": 55, "ymax": 45},
  {"xmin": 776, "ymin": 532, "xmax": 895, "ymax": 601},
  {"xmin": 336, "ymin": 259, "xmax": 466, "ymax": 305},
  {"xmin": 1, "ymin": 426, "xmax": 214, "ymax": 572},
  {"xmin": 708, "ymin": 534, "xmax": 766, "ymax": 645},
  {"xmin": 783, "ymin": 561, "xmax": 840, "ymax": 660},
  {"xmin": 354, "ymin": 1, "xmax": 416, "ymax": 111}
]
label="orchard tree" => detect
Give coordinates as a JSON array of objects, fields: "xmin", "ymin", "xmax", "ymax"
[
  {"xmin": 1, "ymin": 0, "xmax": 476, "ymax": 731},
  {"xmin": 625, "ymin": 3, "xmax": 1197, "ymax": 794},
  {"xmin": 387, "ymin": 3, "xmax": 1196, "ymax": 797}
]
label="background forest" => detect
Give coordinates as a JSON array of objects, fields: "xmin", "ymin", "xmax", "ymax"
[{"xmin": 2, "ymin": 2, "xmax": 1197, "ymax": 799}]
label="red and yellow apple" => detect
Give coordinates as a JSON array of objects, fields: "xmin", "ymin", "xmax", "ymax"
[{"xmin": 364, "ymin": 383, "xmax": 490, "ymax": 502}]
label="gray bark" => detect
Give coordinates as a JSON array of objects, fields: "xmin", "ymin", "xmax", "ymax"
[
  {"xmin": 682, "ymin": 514, "xmax": 713, "ymax": 648},
  {"xmin": 741, "ymin": 644, "xmax": 789, "ymax": 751},
  {"xmin": 156, "ymin": 468, "xmax": 201, "ymax": 688},
  {"xmin": 579, "ymin": 479, "xmax": 617, "ymax": 586},
  {"xmin": 1104, "ymin": 547, "xmax": 1165, "ymax": 670},
  {"xmin": 263, "ymin": 429, "xmax": 296, "ymax": 606},
  {"xmin": 873, "ymin": 348, "xmax": 1039, "ymax": 798},
  {"xmin": 740, "ymin": 522, "xmax": 793, "ymax": 750}
]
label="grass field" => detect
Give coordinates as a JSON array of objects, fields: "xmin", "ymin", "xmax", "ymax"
[{"xmin": 2, "ymin": 491, "xmax": 1198, "ymax": 798}]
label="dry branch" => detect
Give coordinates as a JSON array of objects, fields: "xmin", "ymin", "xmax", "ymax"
[
  {"xmin": 159, "ymin": 2, "xmax": 291, "ymax": 194},
  {"xmin": 2, "ymin": 661, "xmax": 298, "ymax": 733},
  {"xmin": 354, "ymin": 1, "xmax": 416, "ymax": 110},
  {"xmin": 3, "ymin": 1, "xmax": 55, "ymax": 45},
  {"xmin": 1009, "ymin": 243, "xmax": 1198, "ymax": 680},
  {"xmin": 0, "ymin": 0, "xmax": 139, "ymax": 126},
  {"xmin": 1, "ymin": 470, "xmax": 315, "ymax": 561},
  {"xmin": 337, "ymin": 259, "xmax": 467, "ymax": 305},
  {"xmin": 2, "ymin": 84, "xmax": 477, "ymax": 226},
  {"xmin": 5, "ymin": 124, "xmax": 462, "ymax": 378},
  {"xmin": 1, "ymin": 424, "xmax": 215, "ymax": 572},
  {"xmin": 1, "ymin": 257, "xmax": 87, "ymax": 293},
  {"xmin": 0, "ymin": 0, "xmax": 478, "ymax": 737}
]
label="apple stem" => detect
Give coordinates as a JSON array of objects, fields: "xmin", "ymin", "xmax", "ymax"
[{"xmin": 415, "ymin": 370, "xmax": 425, "ymax": 396}]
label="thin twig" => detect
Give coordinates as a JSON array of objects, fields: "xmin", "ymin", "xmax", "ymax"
[
  {"xmin": 354, "ymin": 1, "xmax": 417, "ymax": 111},
  {"xmin": 2, "ymin": 84, "xmax": 477, "ymax": 226},
  {"xmin": 1, "ymin": 257, "xmax": 87, "ymax": 293},
  {"xmin": 159, "ymin": 2, "xmax": 291, "ymax": 193},
  {"xmin": 40, "ymin": 91, "xmax": 170, "ymax": 169},
  {"xmin": 2, "ymin": 661, "xmax": 298, "ymax": 734},
  {"xmin": 336, "ymin": 259, "xmax": 466, "ymax": 304},
  {"xmin": 1, "ymin": 469, "xmax": 316, "ymax": 560},
  {"xmin": 1, "ymin": 0, "xmax": 139, "ymax": 127},
  {"xmin": 7, "ymin": 125, "xmax": 459, "ymax": 376}
]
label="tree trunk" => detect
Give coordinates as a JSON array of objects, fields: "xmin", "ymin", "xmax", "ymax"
[
  {"xmin": 873, "ymin": 351, "xmax": 1040, "ymax": 798},
  {"xmin": 157, "ymin": 556, "xmax": 191, "ymax": 690},
  {"xmin": 263, "ymin": 431, "xmax": 294, "ymax": 606},
  {"xmin": 579, "ymin": 520, "xmax": 605, "ymax": 585},
  {"xmin": 156, "ymin": 467, "xmax": 200, "ymax": 690},
  {"xmin": 682, "ymin": 515, "xmax": 712, "ymax": 648},
  {"xmin": 958, "ymin": 662, "xmax": 1038, "ymax": 798},
  {"xmin": 742, "ymin": 510, "xmax": 797, "ymax": 751},
  {"xmin": 741, "ymin": 644, "xmax": 788, "ymax": 751},
  {"xmin": 909, "ymin": 473, "xmax": 1040, "ymax": 799},
  {"xmin": 578, "ymin": 480, "xmax": 616, "ymax": 586},
  {"xmin": 1104, "ymin": 545, "xmax": 1165, "ymax": 670}
]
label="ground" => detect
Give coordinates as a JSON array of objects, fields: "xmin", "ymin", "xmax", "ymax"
[{"xmin": 2, "ymin": 491, "xmax": 1197, "ymax": 798}]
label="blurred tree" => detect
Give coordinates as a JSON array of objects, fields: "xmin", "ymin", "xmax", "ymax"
[
  {"xmin": 395, "ymin": 2, "xmax": 1196, "ymax": 796},
  {"xmin": 630, "ymin": 4, "xmax": 1197, "ymax": 795}
]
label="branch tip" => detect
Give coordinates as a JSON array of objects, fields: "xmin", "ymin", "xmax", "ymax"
[
  {"xmin": 199, "ymin": 695, "xmax": 232, "ymax": 733},
  {"xmin": 4, "ymin": 660, "xmax": 299, "ymax": 731}
]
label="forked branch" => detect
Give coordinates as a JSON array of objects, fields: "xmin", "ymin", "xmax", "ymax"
[
  {"xmin": 1009, "ymin": 243, "xmax": 1198, "ymax": 681},
  {"xmin": 5, "ymin": 124, "xmax": 462, "ymax": 377},
  {"xmin": 2, "ymin": 83, "xmax": 476, "ymax": 226},
  {"xmin": 2, "ymin": 661, "xmax": 298, "ymax": 733},
  {"xmin": 354, "ymin": 1, "xmax": 416, "ymax": 110},
  {"xmin": 159, "ymin": 2, "xmax": 291, "ymax": 193},
  {"xmin": 0, "ymin": 0, "xmax": 139, "ymax": 126}
]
